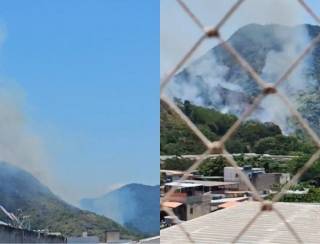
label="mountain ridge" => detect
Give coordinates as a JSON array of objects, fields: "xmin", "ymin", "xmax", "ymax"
[
  {"xmin": 169, "ymin": 23, "xmax": 320, "ymax": 135},
  {"xmin": 80, "ymin": 183, "xmax": 159, "ymax": 236},
  {"xmin": 0, "ymin": 161, "xmax": 140, "ymax": 241}
]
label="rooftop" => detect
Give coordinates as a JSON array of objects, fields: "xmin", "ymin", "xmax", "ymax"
[
  {"xmin": 162, "ymin": 201, "xmax": 183, "ymax": 209},
  {"xmin": 211, "ymin": 196, "xmax": 249, "ymax": 204},
  {"xmin": 139, "ymin": 236, "xmax": 160, "ymax": 243},
  {"xmin": 160, "ymin": 201, "xmax": 320, "ymax": 243},
  {"xmin": 183, "ymin": 180, "xmax": 239, "ymax": 187},
  {"xmin": 160, "ymin": 170, "xmax": 194, "ymax": 176},
  {"xmin": 164, "ymin": 182, "xmax": 203, "ymax": 188},
  {"xmin": 218, "ymin": 201, "xmax": 240, "ymax": 209},
  {"xmin": 164, "ymin": 180, "xmax": 238, "ymax": 188}
]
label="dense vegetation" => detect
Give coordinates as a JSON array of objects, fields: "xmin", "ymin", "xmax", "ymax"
[
  {"xmin": 160, "ymin": 100, "xmax": 320, "ymax": 192},
  {"xmin": 275, "ymin": 187, "xmax": 320, "ymax": 202},
  {"xmin": 161, "ymin": 100, "xmax": 315, "ymax": 155}
]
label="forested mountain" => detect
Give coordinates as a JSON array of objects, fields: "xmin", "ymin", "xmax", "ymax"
[
  {"xmin": 168, "ymin": 24, "xmax": 320, "ymax": 135},
  {"xmin": 80, "ymin": 183, "xmax": 159, "ymax": 237},
  {"xmin": 0, "ymin": 162, "xmax": 140, "ymax": 241}
]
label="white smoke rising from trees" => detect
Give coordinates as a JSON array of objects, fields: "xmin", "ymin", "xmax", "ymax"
[
  {"xmin": 163, "ymin": 1, "xmax": 315, "ymax": 133},
  {"xmin": 252, "ymin": 25, "xmax": 313, "ymax": 133},
  {"xmin": 161, "ymin": 0, "xmax": 308, "ymax": 75}
]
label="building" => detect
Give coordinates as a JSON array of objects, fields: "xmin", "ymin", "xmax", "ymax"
[
  {"xmin": 164, "ymin": 180, "xmax": 239, "ymax": 195},
  {"xmin": 162, "ymin": 180, "xmax": 239, "ymax": 222},
  {"xmin": 161, "ymin": 201, "xmax": 320, "ymax": 243},
  {"xmin": 181, "ymin": 180, "xmax": 239, "ymax": 193},
  {"xmin": 0, "ymin": 223, "xmax": 66, "ymax": 243},
  {"xmin": 224, "ymin": 166, "xmax": 290, "ymax": 191},
  {"xmin": 162, "ymin": 181, "xmax": 211, "ymax": 222},
  {"xmin": 224, "ymin": 166, "xmax": 265, "ymax": 183},
  {"xmin": 67, "ymin": 232, "xmax": 99, "ymax": 243},
  {"xmin": 68, "ymin": 230, "xmax": 135, "ymax": 244},
  {"xmin": 253, "ymin": 172, "xmax": 290, "ymax": 191},
  {"xmin": 211, "ymin": 196, "xmax": 249, "ymax": 209},
  {"xmin": 164, "ymin": 182, "xmax": 204, "ymax": 197},
  {"xmin": 161, "ymin": 194, "xmax": 212, "ymax": 222},
  {"xmin": 161, "ymin": 170, "xmax": 194, "ymax": 182},
  {"xmin": 105, "ymin": 230, "xmax": 120, "ymax": 242}
]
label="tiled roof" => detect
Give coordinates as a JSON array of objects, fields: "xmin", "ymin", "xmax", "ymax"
[
  {"xmin": 161, "ymin": 201, "xmax": 320, "ymax": 243},
  {"xmin": 162, "ymin": 201, "xmax": 184, "ymax": 209},
  {"xmin": 218, "ymin": 201, "xmax": 240, "ymax": 209}
]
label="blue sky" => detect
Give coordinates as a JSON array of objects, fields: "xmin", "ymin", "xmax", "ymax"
[{"xmin": 0, "ymin": 0, "xmax": 159, "ymax": 203}]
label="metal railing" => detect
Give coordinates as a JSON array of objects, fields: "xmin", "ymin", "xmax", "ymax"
[{"xmin": 160, "ymin": 0, "xmax": 320, "ymax": 243}]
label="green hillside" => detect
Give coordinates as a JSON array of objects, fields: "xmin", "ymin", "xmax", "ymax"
[
  {"xmin": 0, "ymin": 162, "xmax": 141, "ymax": 241},
  {"xmin": 161, "ymin": 100, "xmax": 315, "ymax": 155}
]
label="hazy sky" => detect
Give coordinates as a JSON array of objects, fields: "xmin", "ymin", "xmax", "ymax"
[
  {"xmin": 0, "ymin": 0, "xmax": 159, "ymax": 204},
  {"xmin": 161, "ymin": 0, "xmax": 320, "ymax": 75}
]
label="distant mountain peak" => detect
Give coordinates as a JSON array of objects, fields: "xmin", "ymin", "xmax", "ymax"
[
  {"xmin": 169, "ymin": 23, "xmax": 320, "ymax": 134},
  {"xmin": 80, "ymin": 183, "xmax": 159, "ymax": 236},
  {"xmin": 0, "ymin": 162, "xmax": 139, "ymax": 241}
]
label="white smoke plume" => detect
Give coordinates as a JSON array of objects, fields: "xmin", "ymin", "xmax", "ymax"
[
  {"xmin": 0, "ymin": 82, "xmax": 53, "ymax": 185},
  {"xmin": 166, "ymin": 55, "xmax": 238, "ymax": 106},
  {"xmin": 161, "ymin": 0, "xmax": 309, "ymax": 75},
  {"xmin": 163, "ymin": 0, "xmax": 315, "ymax": 133},
  {"xmin": 252, "ymin": 25, "xmax": 314, "ymax": 133}
]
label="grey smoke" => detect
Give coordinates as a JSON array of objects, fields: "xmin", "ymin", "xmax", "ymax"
[
  {"xmin": 167, "ymin": 54, "xmax": 241, "ymax": 106},
  {"xmin": 160, "ymin": 0, "xmax": 308, "ymax": 75},
  {"xmin": 0, "ymin": 82, "xmax": 54, "ymax": 190},
  {"xmin": 167, "ymin": 24, "xmax": 314, "ymax": 133},
  {"xmin": 164, "ymin": 0, "xmax": 315, "ymax": 133},
  {"xmin": 253, "ymin": 25, "xmax": 314, "ymax": 133}
]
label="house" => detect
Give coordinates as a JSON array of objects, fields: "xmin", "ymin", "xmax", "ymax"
[
  {"xmin": 162, "ymin": 182, "xmax": 211, "ymax": 222},
  {"xmin": 162, "ymin": 179, "xmax": 244, "ymax": 222},
  {"xmin": 160, "ymin": 170, "xmax": 194, "ymax": 182},
  {"xmin": 224, "ymin": 166, "xmax": 290, "ymax": 192},
  {"xmin": 252, "ymin": 172, "xmax": 290, "ymax": 191},
  {"xmin": 67, "ymin": 232, "xmax": 99, "ymax": 243}
]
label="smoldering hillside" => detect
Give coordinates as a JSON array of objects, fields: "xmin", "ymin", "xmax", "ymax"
[
  {"xmin": 167, "ymin": 23, "xmax": 320, "ymax": 135},
  {"xmin": 80, "ymin": 183, "xmax": 160, "ymax": 236}
]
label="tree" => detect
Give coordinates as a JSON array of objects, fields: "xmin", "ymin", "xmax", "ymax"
[
  {"xmin": 161, "ymin": 157, "xmax": 194, "ymax": 171},
  {"xmin": 183, "ymin": 100, "xmax": 192, "ymax": 117},
  {"xmin": 198, "ymin": 157, "xmax": 227, "ymax": 176}
]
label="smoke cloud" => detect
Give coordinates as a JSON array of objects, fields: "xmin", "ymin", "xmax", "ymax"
[
  {"xmin": 161, "ymin": 0, "xmax": 311, "ymax": 75},
  {"xmin": 163, "ymin": 1, "xmax": 316, "ymax": 133},
  {"xmin": 0, "ymin": 82, "xmax": 53, "ymax": 186}
]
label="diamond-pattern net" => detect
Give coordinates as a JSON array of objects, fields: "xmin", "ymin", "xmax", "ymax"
[{"xmin": 160, "ymin": 1, "xmax": 320, "ymax": 243}]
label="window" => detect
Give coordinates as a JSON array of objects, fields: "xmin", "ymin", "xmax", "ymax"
[{"xmin": 190, "ymin": 207, "xmax": 193, "ymax": 215}]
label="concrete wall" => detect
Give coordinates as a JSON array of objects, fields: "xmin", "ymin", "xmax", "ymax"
[
  {"xmin": 186, "ymin": 195, "xmax": 211, "ymax": 220},
  {"xmin": 224, "ymin": 167, "xmax": 241, "ymax": 182},
  {"xmin": 0, "ymin": 224, "xmax": 66, "ymax": 243},
  {"xmin": 105, "ymin": 231, "xmax": 120, "ymax": 242},
  {"xmin": 253, "ymin": 173, "xmax": 290, "ymax": 191}
]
